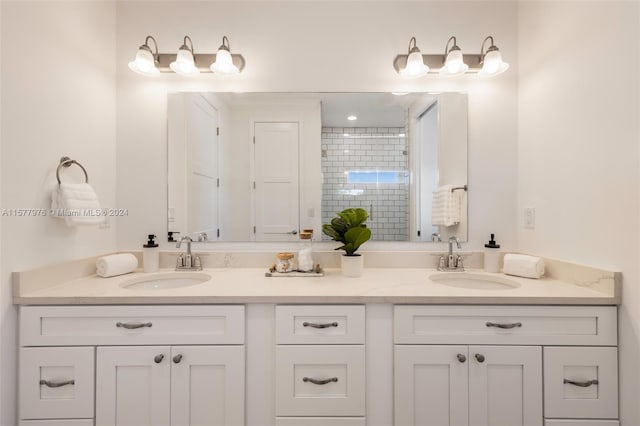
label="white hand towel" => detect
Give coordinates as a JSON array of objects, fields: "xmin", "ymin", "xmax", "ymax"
[
  {"xmin": 51, "ymin": 183, "xmax": 106, "ymax": 226},
  {"xmin": 431, "ymin": 185, "xmax": 460, "ymax": 227},
  {"xmin": 96, "ymin": 253, "xmax": 139, "ymax": 278},
  {"xmin": 503, "ymin": 254, "xmax": 545, "ymax": 279}
]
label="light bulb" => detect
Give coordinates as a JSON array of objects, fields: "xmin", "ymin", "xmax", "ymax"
[
  {"xmin": 440, "ymin": 49, "xmax": 468, "ymax": 76},
  {"xmin": 211, "ymin": 47, "xmax": 239, "ymax": 74},
  {"xmin": 400, "ymin": 50, "xmax": 429, "ymax": 79},
  {"xmin": 128, "ymin": 47, "xmax": 159, "ymax": 76},
  {"xmin": 478, "ymin": 38, "xmax": 509, "ymax": 77},
  {"xmin": 170, "ymin": 48, "xmax": 199, "ymax": 76}
]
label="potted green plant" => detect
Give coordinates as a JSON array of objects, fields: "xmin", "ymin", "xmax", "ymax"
[{"xmin": 322, "ymin": 208, "xmax": 372, "ymax": 277}]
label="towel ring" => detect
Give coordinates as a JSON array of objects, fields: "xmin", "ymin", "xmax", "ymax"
[{"xmin": 56, "ymin": 156, "xmax": 88, "ymax": 185}]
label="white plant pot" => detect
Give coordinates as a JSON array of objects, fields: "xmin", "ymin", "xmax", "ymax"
[{"xmin": 341, "ymin": 254, "xmax": 364, "ymax": 277}]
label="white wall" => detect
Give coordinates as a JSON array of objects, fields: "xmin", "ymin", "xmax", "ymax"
[
  {"xmin": 116, "ymin": 1, "xmax": 519, "ymax": 251},
  {"xmin": 0, "ymin": 2, "xmax": 117, "ymax": 424},
  {"xmin": 517, "ymin": 2, "xmax": 640, "ymax": 424}
]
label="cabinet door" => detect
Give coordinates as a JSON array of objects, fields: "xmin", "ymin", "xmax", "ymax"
[
  {"xmin": 469, "ymin": 346, "xmax": 542, "ymax": 426},
  {"xmin": 394, "ymin": 345, "xmax": 469, "ymax": 426},
  {"xmin": 170, "ymin": 346, "xmax": 245, "ymax": 426},
  {"xmin": 96, "ymin": 346, "xmax": 171, "ymax": 426}
]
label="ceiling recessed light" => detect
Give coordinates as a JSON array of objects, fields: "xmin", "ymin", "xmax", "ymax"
[{"xmin": 347, "ymin": 115, "xmax": 357, "ymax": 121}]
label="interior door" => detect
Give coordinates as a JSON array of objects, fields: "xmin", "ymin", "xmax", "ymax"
[
  {"xmin": 253, "ymin": 122, "xmax": 300, "ymax": 241},
  {"xmin": 186, "ymin": 94, "xmax": 219, "ymax": 241},
  {"xmin": 394, "ymin": 345, "xmax": 469, "ymax": 426},
  {"xmin": 468, "ymin": 345, "xmax": 542, "ymax": 426},
  {"xmin": 96, "ymin": 346, "xmax": 171, "ymax": 426},
  {"xmin": 170, "ymin": 346, "xmax": 245, "ymax": 426}
]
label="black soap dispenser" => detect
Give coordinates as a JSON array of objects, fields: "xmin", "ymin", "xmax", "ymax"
[
  {"xmin": 483, "ymin": 234, "xmax": 501, "ymax": 273},
  {"xmin": 143, "ymin": 234, "xmax": 159, "ymax": 273}
]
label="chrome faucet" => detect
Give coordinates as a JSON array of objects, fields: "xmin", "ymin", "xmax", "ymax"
[
  {"xmin": 175, "ymin": 236, "xmax": 202, "ymax": 271},
  {"xmin": 437, "ymin": 236, "xmax": 464, "ymax": 271},
  {"xmin": 448, "ymin": 236, "xmax": 461, "ymax": 256}
]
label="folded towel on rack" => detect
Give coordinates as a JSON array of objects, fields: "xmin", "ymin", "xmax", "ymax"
[
  {"xmin": 96, "ymin": 253, "xmax": 139, "ymax": 278},
  {"xmin": 503, "ymin": 253, "xmax": 545, "ymax": 279},
  {"xmin": 431, "ymin": 184, "xmax": 461, "ymax": 227},
  {"xmin": 51, "ymin": 183, "xmax": 106, "ymax": 226}
]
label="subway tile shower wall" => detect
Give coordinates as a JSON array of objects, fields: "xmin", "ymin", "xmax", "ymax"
[{"xmin": 321, "ymin": 127, "xmax": 409, "ymax": 241}]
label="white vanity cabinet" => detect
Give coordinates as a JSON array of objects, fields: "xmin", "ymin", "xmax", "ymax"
[
  {"xmin": 394, "ymin": 305, "xmax": 619, "ymax": 426},
  {"xmin": 395, "ymin": 344, "xmax": 542, "ymax": 426},
  {"xmin": 274, "ymin": 305, "xmax": 366, "ymax": 425},
  {"xmin": 18, "ymin": 305, "xmax": 245, "ymax": 426},
  {"xmin": 96, "ymin": 345, "xmax": 244, "ymax": 426}
]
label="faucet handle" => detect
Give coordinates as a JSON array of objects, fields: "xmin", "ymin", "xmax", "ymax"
[{"xmin": 456, "ymin": 255, "xmax": 465, "ymax": 270}]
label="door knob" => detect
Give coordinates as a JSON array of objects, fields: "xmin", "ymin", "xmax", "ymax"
[
  {"xmin": 173, "ymin": 354, "xmax": 183, "ymax": 364},
  {"xmin": 154, "ymin": 354, "xmax": 164, "ymax": 363},
  {"xmin": 475, "ymin": 353, "xmax": 485, "ymax": 363},
  {"xmin": 456, "ymin": 353, "xmax": 467, "ymax": 363}
]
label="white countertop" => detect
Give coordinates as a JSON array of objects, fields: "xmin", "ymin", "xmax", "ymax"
[{"xmin": 13, "ymin": 267, "xmax": 619, "ymax": 305}]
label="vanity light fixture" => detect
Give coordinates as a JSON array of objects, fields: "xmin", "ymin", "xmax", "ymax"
[
  {"xmin": 128, "ymin": 35, "xmax": 160, "ymax": 76},
  {"xmin": 170, "ymin": 36, "xmax": 199, "ymax": 76},
  {"xmin": 210, "ymin": 36, "xmax": 240, "ymax": 74},
  {"xmin": 393, "ymin": 35, "xmax": 508, "ymax": 77},
  {"xmin": 439, "ymin": 36, "xmax": 469, "ymax": 76},
  {"xmin": 399, "ymin": 37, "xmax": 429, "ymax": 79},
  {"xmin": 128, "ymin": 34, "xmax": 246, "ymax": 76},
  {"xmin": 478, "ymin": 36, "xmax": 509, "ymax": 76},
  {"xmin": 347, "ymin": 115, "xmax": 358, "ymax": 121}
]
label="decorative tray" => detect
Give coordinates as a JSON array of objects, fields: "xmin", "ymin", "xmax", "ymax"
[{"xmin": 265, "ymin": 266, "xmax": 324, "ymax": 277}]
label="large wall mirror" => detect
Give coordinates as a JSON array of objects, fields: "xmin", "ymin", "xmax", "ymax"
[{"xmin": 167, "ymin": 92, "xmax": 468, "ymax": 243}]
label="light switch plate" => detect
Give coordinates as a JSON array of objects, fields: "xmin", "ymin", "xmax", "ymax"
[{"xmin": 524, "ymin": 207, "xmax": 536, "ymax": 229}]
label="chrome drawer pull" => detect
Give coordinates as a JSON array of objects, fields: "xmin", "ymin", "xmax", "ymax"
[
  {"xmin": 456, "ymin": 353, "xmax": 467, "ymax": 363},
  {"xmin": 303, "ymin": 321, "xmax": 338, "ymax": 329},
  {"xmin": 39, "ymin": 379, "xmax": 75, "ymax": 388},
  {"xmin": 475, "ymin": 353, "xmax": 485, "ymax": 363},
  {"xmin": 173, "ymin": 354, "xmax": 183, "ymax": 364},
  {"xmin": 486, "ymin": 321, "xmax": 522, "ymax": 329},
  {"xmin": 303, "ymin": 377, "xmax": 338, "ymax": 385},
  {"xmin": 116, "ymin": 322, "xmax": 152, "ymax": 329},
  {"xmin": 154, "ymin": 354, "xmax": 164, "ymax": 364},
  {"xmin": 564, "ymin": 379, "xmax": 599, "ymax": 387}
]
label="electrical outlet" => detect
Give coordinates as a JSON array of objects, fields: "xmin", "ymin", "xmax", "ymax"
[{"xmin": 524, "ymin": 207, "xmax": 536, "ymax": 229}]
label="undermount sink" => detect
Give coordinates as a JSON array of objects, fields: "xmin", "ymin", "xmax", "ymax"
[
  {"xmin": 120, "ymin": 272, "xmax": 211, "ymax": 290},
  {"xmin": 429, "ymin": 272, "xmax": 521, "ymax": 290}
]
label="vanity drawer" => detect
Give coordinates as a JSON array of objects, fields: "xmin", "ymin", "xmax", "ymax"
[
  {"xmin": 20, "ymin": 305, "xmax": 245, "ymax": 346},
  {"xmin": 275, "ymin": 345, "xmax": 365, "ymax": 416},
  {"xmin": 545, "ymin": 421, "xmax": 620, "ymax": 426},
  {"xmin": 544, "ymin": 347, "xmax": 618, "ymax": 419},
  {"xmin": 394, "ymin": 305, "xmax": 617, "ymax": 345},
  {"xmin": 19, "ymin": 421, "xmax": 94, "ymax": 426},
  {"xmin": 276, "ymin": 305, "xmax": 365, "ymax": 344},
  {"xmin": 276, "ymin": 418, "xmax": 365, "ymax": 426},
  {"xmin": 19, "ymin": 347, "xmax": 94, "ymax": 420}
]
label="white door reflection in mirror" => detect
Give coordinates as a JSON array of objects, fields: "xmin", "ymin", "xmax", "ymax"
[
  {"xmin": 168, "ymin": 93, "xmax": 220, "ymax": 242},
  {"xmin": 253, "ymin": 122, "xmax": 300, "ymax": 241}
]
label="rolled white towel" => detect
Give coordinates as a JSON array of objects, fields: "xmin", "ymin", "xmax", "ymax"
[
  {"xmin": 503, "ymin": 254, "xmax": 545, "ymax": 279},
  {"xmin": 96, "ymin": 253, "xmax": 138, "ymax": 278}
]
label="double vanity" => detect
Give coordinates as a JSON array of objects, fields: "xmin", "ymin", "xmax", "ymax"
[{"xmin": 13, "ymin": 253, "xmax": 621, "ymax": 426}]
